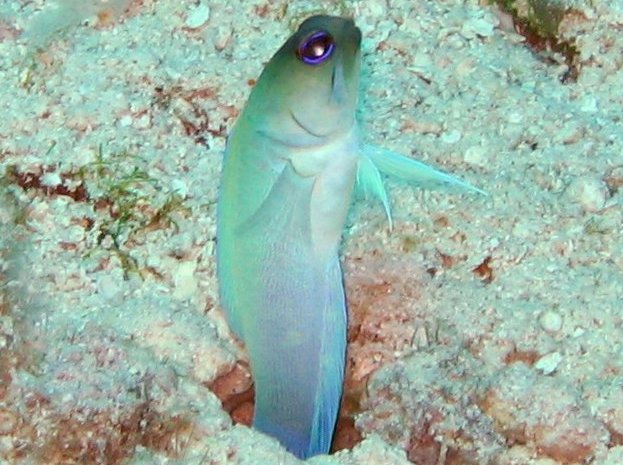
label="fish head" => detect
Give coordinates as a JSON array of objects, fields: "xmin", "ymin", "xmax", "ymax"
[{"xmin": 245, "ymin": 15, "xmax": 362, "ymax": 145}]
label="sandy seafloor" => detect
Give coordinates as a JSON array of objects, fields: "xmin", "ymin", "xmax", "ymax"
[{"xmin": 1, "ymin": 0, "xmax": 623, "ymax": 464}]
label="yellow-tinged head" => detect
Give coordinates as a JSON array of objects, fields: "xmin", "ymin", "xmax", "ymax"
[{"xmin": 242, "ymin": 15, "xmax": 362, "ymax": 146}]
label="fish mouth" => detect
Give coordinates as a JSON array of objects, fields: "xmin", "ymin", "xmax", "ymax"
[{"xmin": 289, "ymin": 110, "xmax": 328, "ymax": 139}]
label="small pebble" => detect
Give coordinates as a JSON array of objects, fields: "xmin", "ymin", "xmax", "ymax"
[
  {"xmin": 572, "ymin": 327, "xmax": 586, "ymax": 338},
  {"xmin": 565, "ymin": 176, "xmax": 608, "ymax": 213},
  {"xmin": 539, "ymin": 309, "xmax": 563, "ymax": 333},
  {"xmin": 185, "ymin": 3, "xmax": 210, "ymax": 29},
  {"xmin": 41, "ymin": 171, "xmax": 62, "ymax": 188},
  {"xmin": 412, "ymin": 326, "xmax": 428, "ymax": 349},
  {"xmin": 214, "ymin": 25, "xmax": 233, "ymax": 51},
  {"xmin": 173, "ymin": 260, "xmax": 198, "ymax": 300},
  {"xmin": 0, "ymin": 409, "xmax": 17, "ymax": 435},
  {"xmin": 408, "ymin": 52, "xmax": 433, "ymax": 79},
  {"xmin": 580, "ymin": 95, "xmax": 598, "ymax": 113},
  {"xmin": 171, "ymin": 179, "xmax": 188, "ymax": 198},
  {"xmin": 97, "ymin": 273, "xmax": 121, "ymax": 301},
  {"xmin": 118, "ymin": 114, "xmax": 133, "ymax": 127},
  {"xmin": 507, "ymin": 111, "xmax": 523, "ymax": 123},
  {"xmin": 133, "ymin": 113, "xmax": 151, "ymax": 129},
  {"xmin": 441, "ymin": 129, "xmax": 462, "ymax": 144},
  {"xmin": 535, "ymin": 352, "xmax": 562, "ymax": 375},
  {"xmin": 461, "ymin": 16, "xmax": 496, "ymax": 39},
  {"xmin": 464, "ymin": 145, "xmax": 487, "ymax": 167}
]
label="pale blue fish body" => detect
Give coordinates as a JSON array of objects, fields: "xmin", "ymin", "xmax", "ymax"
[{"xmin": 216, "ymin": 15, "xmax": 483, "ymax": 459}]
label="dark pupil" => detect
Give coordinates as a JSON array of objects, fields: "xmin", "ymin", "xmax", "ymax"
[{"xmin": 298, "ymin": 31, "xmax": 334, "ymax": 65}]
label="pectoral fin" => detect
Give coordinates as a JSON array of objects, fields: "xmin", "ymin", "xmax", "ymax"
[
  {"xmin": 363, "ymin": 144, "xmax": 486, "ymax": 193},
  {"xmin": 357, "ymin": 144, "xmax": 486, "ymax": 228},
  {"xmin": 356, "ymin": 153, "xmax": 393, "ymax": 229}
]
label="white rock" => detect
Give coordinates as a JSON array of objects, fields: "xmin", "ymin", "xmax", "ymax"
[
  {"xmin": 118, "ymin": 114, "xmax": 133, "ymax": 127},
  {"xmin": 461, "ymin": 17, "xmax": 496, "ymax": 39},
  {"xmin": 440, "ymin": 129, "xmax": 462, "ymax": 144},
  {"xmin": 539, "ymin": 310, "xmax": 563, "ymax": 333},
  {"xmin": 133, "ymin": 113, "xmax": 151, "ymax": 129},
  {"xmin": 464, "ymin": 145, "xmax": 487, "ymax": 167},
  {"xmin": 97, "ymin": 273, "xmax": 121, "ymax": 301},
  {"xmin": 408, "ymin": 52, "xmax": 434, "ymax": 79},
  {"xmin": 171, "ymin": 179, "xmax": 188, "ymax": 198},
  {"xmin": 185, "ymin": 4, "xmax": 210, "ymax": 29},
  {"xmin": 173, "ymin": 260, "xmax": 198, "ymax": 300},
  {"xmin": 580, "ymin": 95, "xmax": 598, "ymax": 113},
  {"xmin": 535, "ymin": 351, "xmax": 562, "ymax": 375},
  {"xmin": 41, "ymin": 171, "xmax": 62, "ymax": 187},
  {"xmin": 565, "ymin": 176, "xmax": 609, "ymax": 213},
  {"xmin": 507, "ymin": 111, "xmax": 523, "ymax": 123}
]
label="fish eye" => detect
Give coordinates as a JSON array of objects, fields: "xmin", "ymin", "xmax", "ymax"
[{"xmin": 297, "ymin": 31, "xmax": 335, "ymax": 65}]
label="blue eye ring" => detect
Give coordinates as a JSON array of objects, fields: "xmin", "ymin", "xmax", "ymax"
[{"xmin": 297, "ymin": 31, "xmax": 335, "ymax": 65}]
